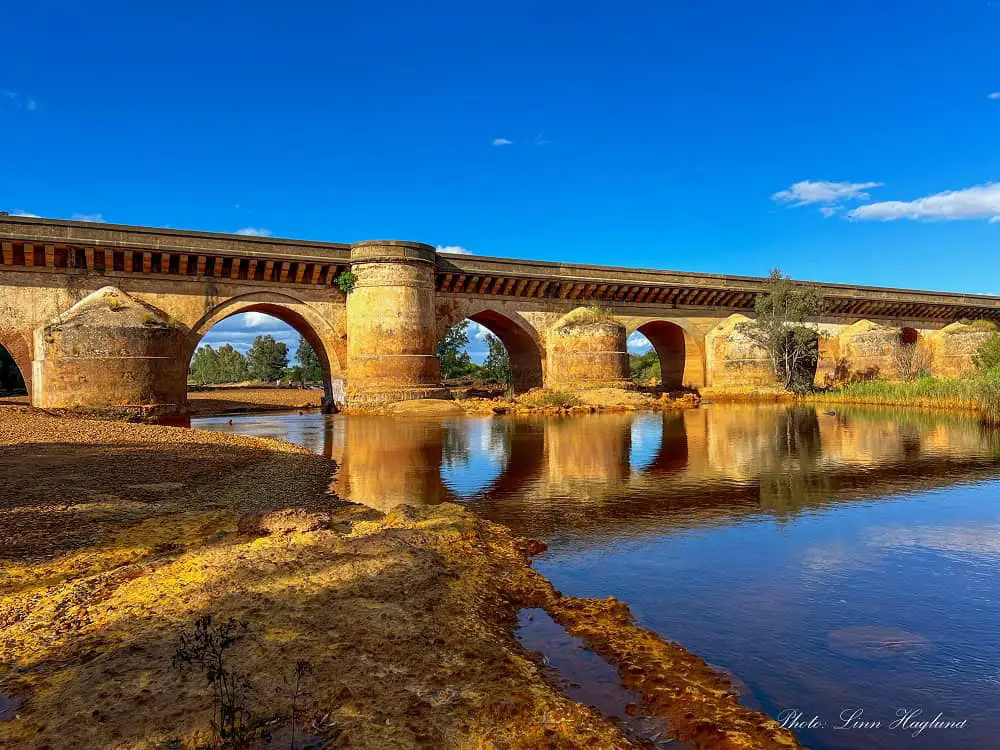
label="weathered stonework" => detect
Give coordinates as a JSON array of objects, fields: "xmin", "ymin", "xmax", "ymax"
[
  {"xmin": 927, "ymin": 322, "xmax": 996, "ymax": 379},
  {"xmin": 346, "ymin": 241, "xmax": 450, "ymax": 406},
  {"xmin": 3, "ymin": 216, "xmax": 1000, "ymax": 412},
  {"xmin": 546, "ymin": 309, "xmax": 631, "ymax": 390},
  {"xmin": 33, "ymin": 287, "xmax": 187, "ymax": 418},
  {"xmin": 835, "ymin": 319, "xmax": 900, "ymax": 381},
  {"xmin": 704, "ymin": 315, "xmax": 774, "ymax": 388}
]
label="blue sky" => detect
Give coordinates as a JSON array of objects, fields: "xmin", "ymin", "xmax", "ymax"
[{"xmin": 3, "ymin": 1, "xmax": 999, "ymax": 359}]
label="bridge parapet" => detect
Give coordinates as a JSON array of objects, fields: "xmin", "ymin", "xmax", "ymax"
[{"xmin": 4, "ymin": 216, "xmax": 1000, "ymax": 412}]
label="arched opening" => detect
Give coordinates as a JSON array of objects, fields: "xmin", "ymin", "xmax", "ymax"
[
  {"xmin": 0, "ymin": 343, "xmax": 27, "ymax": 400},
  {"xmin": 631, "ymin": 320, "xmax": 705, "ymax": 390},
  {"xmin": 893, "ymin": 326, "xmax": 928, "ymax": 381},
  {"xmin": 187, "ymin": 301, "xmax": 342, "ymax": 410},
  {"xmin": 900, "ymin": 327, "xmax": 919, "ymax": 345},
  {"xmin": 436, "ymin": 310, "xmax": 543, "ymax": 394}
]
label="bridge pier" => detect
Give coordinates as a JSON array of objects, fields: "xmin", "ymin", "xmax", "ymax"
[
  {"xmin": 32, "ymin": 287, "xmax": 188, "ymax": 419},
  {"xmin": 345, "ymin": 241, "xmax": 450, "ymax": 406},
  {"xmin": 545, "ymin": 309, "xmax": 631, "ymax": 391}
]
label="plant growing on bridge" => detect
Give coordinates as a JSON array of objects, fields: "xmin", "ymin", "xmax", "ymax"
[
  {"xmin": 334, "ymin": 270, "xmax": 357, "ymax": 295},
  {"xmin": 737, "ymin": 268, "xmax": 824, "ymax": 393}
]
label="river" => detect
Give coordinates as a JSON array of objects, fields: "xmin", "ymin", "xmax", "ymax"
[{"xmin": 193, "ymin": 404, "xmax": 1000, "ymax": 749}]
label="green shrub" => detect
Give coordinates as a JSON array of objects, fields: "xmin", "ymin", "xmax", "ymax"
[
  {"xmin": 974, "ymin": 332, "xmax": 1000, "ymax": 374},
  {"xmin": 335, "ymin": 270, "xmax": 358, "ymax": 294}
]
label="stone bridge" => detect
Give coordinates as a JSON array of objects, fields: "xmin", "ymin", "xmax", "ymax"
[{"xmin": 2, "ymin": 215, "xmax": 999, "ymax": 416}]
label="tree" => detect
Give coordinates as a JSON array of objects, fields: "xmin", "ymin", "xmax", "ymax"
[
  {"xmin": 480, "ymin": 333, "xmax": 511, "ymax": 385},
  {"xmin": 737, "ymin": 269, "xmax": 824, "ymax": 392},
  {"xmin": 630, "ymin": 350, "xmax": 661, "ymax": 384},
  {"xmin": 437, "ymin": 321, "xmax": 476, "ymax": 379},
  {"xmin": 246, "ymin": 335, "xmax": 289, "ymax": 382},
  {"xmin": 216, "ymin": 344, "xmax": 249, "ymax": 383},
  {"xmin": 190, "ymin": 345, "xmax": 221, "ymax": 385},
  {"xmin": 296, "ymin": 338, "xmax": 323, "ymax": 382},
  {"xmin": 189, "ymin": 344, "xmax": 249, "ymax": 385}
]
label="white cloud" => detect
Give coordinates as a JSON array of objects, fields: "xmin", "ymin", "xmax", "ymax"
[
  {"xmin": 534, "ymin": 133, "xmax": 551, "ymax": 146},
  {"xmin": 988, "ymin": 92, "xmax": 1000, "ymax": 100},
  {"xmin": 71, "ymin": 213, "xmax": 106, "ymax": 222},
  {"xmin": 772, "ymin": 180, "xmax": 883, "ymax": 207},
  {"xmin": 819, "ymin": 206, "xmax": 841, "ymax": 218},
  {"xmin": 436, "ymin": 245, "xmax": 471, "ymax": 255},
  {"xmin": 491, "ymin": 137, "xmax": 513, "ymax": 147},
  {"xmin": 235, "ymin": 227, "xmax": 272, "ymax": 237},
  {"xmin": 2, "ymin": 90, "xmax": 38, "ymax": 111},
  {"xmin": 471, "ymin": 322, "xmax": 491, "ymax": 341},
  {"xmin": 242, "ymin": 312, "xmax": 276, "ymax": 328},
  {"xmin": 627, "ymin": 330, "xmax": 653, "ymax": 354},
  {"xmin": 847, "ymin": 182, "xmax": 1000, "ymax": 223},
  {"xmin": 6, "ymin": 209, "xmax": 39, "ymax": 217}
]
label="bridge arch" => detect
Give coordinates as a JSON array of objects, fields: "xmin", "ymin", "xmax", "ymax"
[
  {"xmin": 0, "ymin": 334, "xmax": 29, "ymax": 397},
  {"xmin": 188, "ymin": 292, "xmax": 344, "ymax": 405},
  {"xmin": 626, "ymin": 318, "xmax": 705, "ymax": 389},
  {"xmin": 436, "ymin": 306, "xmax": 544, "ymax": 393}
]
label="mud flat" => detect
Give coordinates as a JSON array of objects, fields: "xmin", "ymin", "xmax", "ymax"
[
  {"xmin": 0, "ymin": 407, "xmax": 797, "ymax": 749},
  {"xmin": 187, "ymin": 385, "xmax": 323, "ymax": 415}
]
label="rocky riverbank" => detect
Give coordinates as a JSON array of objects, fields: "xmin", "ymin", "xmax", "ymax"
[{"xmin": 0, "ymin": 407, "xmax": 797, "ymax": 749}]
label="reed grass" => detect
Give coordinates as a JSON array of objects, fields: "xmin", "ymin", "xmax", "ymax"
[
  {"xmin": 805, "ymin": 373, "xmax": 1000, "ymax": 421},
  {"xmin": 979, "ymin": 379, "xmax": 1000, "ymax": 426}
]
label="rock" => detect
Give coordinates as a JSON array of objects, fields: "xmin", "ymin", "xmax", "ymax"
[
  {"xmin": 238, "ymin": 508, "xmax": 332, "ymax": 536},
  {"xmin": 386, "ymin": 399, "xmax": 464, "ymax": 416}
]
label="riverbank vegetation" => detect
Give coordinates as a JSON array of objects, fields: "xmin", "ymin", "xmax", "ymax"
[
  {"xmin": 806, "ymin": 327, "xmax": 1000, "ymax": 425},
  {"xmin": 737, "ymin": 268, "xmax": 824, "ymax": 393}
]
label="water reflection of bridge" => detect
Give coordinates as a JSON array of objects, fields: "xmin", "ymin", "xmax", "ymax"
[{"xmin": 329, "ymin": 406, "xmax": 1000, "ymax": 540}]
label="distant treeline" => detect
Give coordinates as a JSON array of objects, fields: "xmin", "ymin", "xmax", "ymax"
[{"xmin": 189, "ymin": 335, "xmax": 323, "ymax": 385}]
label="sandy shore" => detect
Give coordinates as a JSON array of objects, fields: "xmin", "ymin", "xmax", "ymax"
[
  {"xmin": 187, "ymin": 386, "xmax": 323, "ymax": 415},
  {"xmin": 0, "ymin": 407, "xmax": 798, "ymax": 749}
]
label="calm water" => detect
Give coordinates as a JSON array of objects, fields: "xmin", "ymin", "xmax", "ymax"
[{"xmin": 194, "ymin": 405, "xmax": 1000, "ymax": 749}]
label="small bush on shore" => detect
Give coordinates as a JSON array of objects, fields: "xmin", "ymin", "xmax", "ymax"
[
  {"xmin": 517, "ymin": 389, "xmax": 581, "ymax": 408},
  {"xmin": 974, "ymin": 332, "xmax": 1000, "ymax": 374}
]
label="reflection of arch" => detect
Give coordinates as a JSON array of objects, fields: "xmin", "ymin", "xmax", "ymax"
[
  {"xmin": 188, "ymin": 292, "xmax": 343, "ymax": 405},
  {"xmin": 0, "ymin": 333, "xmax": 30, "ymax": 397},
  {"xmin": 438, "ymin": 308, "xmax": 544, "ymax": 393},
  {"xmin": 631, "ymin": 320, "xmax": 705, "ymax": 389},
  {"xmin": 646, "ymin": 412, "xmax": 689, "ymax": 476}
]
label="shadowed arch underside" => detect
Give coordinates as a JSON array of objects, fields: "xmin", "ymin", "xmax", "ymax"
[
  {"xmin": 466, "ymin": 310, "xmax": 544, "ymax": 393},
  {"xmin": 189, "ymin": 295, "xmax": 344, "ymax": 407},
  {"xmin": 636, "ymin": 320, "xmax": 705, "ymax": 389},
  {"xmin": 0, "ymin": 334, "xmax": 30, "ymax": 395}
]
